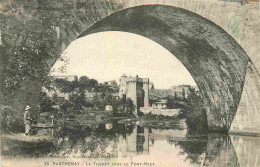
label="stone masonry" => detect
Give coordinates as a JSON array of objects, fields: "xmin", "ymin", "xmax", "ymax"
[{"xmin": 119, "ymin": 74, "xmax": 149, "ymax": 114}]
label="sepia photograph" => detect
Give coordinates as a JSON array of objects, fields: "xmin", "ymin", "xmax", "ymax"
[{"xmin": 1, "ymin": 0, "xmax": 260, "ymax": 167}]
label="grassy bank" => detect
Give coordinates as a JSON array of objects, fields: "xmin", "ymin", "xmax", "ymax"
[{"xmin": 1, "ymin": 132, "xmax": 55, "ymax": 158}]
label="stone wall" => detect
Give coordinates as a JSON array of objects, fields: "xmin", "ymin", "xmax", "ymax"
[
  {"xmin": 230, "ymin": 64, "xmax": 260, "ymax": 134},
  {"xmin": 140, "ymin": 107, "xmax": 180, "ymax": 117}
]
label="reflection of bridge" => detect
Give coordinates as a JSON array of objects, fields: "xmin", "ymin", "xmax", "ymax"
[
  {"xmin": 168, "ymin": 134, "xmax": 260, "ymax": 166},
  {"xmin": 3, "ymin": 0, "xmax": 260, "ymax": 134}
]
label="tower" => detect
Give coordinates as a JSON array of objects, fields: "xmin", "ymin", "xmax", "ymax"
[
  {"xmin": 119, "ymin": 74, "xmax": 127, "ymax": 97},
  {"xmin": 142, "ymin": 78, "xmax": 149, "ymax": 107},
  {"xmin": 119, "ymin": 74, "xmax": 149, "ymax": 115}
]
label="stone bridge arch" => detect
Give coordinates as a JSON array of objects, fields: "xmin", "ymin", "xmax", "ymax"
[
  {"xmin": 1, "ymin": 0, "xmax": 260, "ymax": 134},
  {"xmin": 77, "ymin": 5, "xmax": 249, "ymax": 132}
]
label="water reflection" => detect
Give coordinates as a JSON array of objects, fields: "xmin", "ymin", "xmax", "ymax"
[
  {"xmin": 119, "ymin": 125, "xmax": 149, "ymax": 157},
  {"xmin": 231, "ymin": 135, "xmax": 260, "ymax": 167},
  {"xmin": 51, "ymin": 121, "xmax": 260, "ymax": 166}
]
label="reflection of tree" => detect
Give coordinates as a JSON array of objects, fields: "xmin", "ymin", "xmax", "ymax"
[
  {"xmin": 52, "ymin": 124, "xmax": 118, "ymax": 157},
  {"xmin": 175, "ymin": 135, "xmax": 208, "ymax": 165},
  {"xmin": 169, "ymin": 134, "xmax": 239, "ymax": 166},
  {"xmin": 52, "ymin": 121, "xmax": 135, "ymax": 158},
  {"xmin": 95, "ymin": 121, "xmax": 135, "ymax": 136},
  {"xmin": 79, "ymin": 133, "xmax": 119, "ymax": 158}
]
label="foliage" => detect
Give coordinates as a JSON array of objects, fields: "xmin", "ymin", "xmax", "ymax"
[
  {"xmin": 95, "ymin": 80, "xmax": 119, "ymax": 94},
  {"xmin": 125, "ymin": 98, "xmax": 135, "ymax": 116},
  {"xmin": 181, "ymin": 88, "xmax": 208, "ymax": 132},
  {"xmin": 0, "ymin": 106, "xmax": 23, "ymax": 132},
  {"xmin": 1, "ymin": 17, "xmax": 57, "ymax": 97},
  {"xmin": 90, "ymin": 93, "xmax": 134, "ymax": 117},
  {"xmin": 164, "ymin": 88, "xmax": 207, "ymax": 132},
  {"xmin": 165, "ymin": 95, "xmax": 186, "ymax": 109},
  {"xmin": 151, "ymin": 83, "xmax": 154, "ymax": 90},
  {"xmin": 0, "ymin": 13, "xmax": 60, "ymax": 132},
  {"xmin": 176, "ymin": 136, "xmax": 207, "ymax": 165},
  {"xmin": 68, "ymin": 92, "xmax": 86, "ymax": 111},
  {"xmin": 35, "ymin": 76, "xmax": 129, "ymax": 123},
  {"xmin": 53, "ymin": 76, "xmax": 103, "ymax": 94},
  {"xmin": 38, "ymin": 92, "xmax": 55, "ymax": 113},
  {"xmin": 141, "ymin": 112, "xmax": 178, "ymax": 121},
  {"xmin": 92, "ymin": 94, "xmax": 105, "ymax": 110}
]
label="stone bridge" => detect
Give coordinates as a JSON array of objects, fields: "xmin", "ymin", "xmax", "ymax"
[{"xmin": 1, "ymin": 0, "xmax": 260, "ymax": 133}]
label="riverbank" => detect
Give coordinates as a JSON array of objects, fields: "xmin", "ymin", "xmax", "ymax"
[
  {"xmin": 118, "ymin": 113, "xmax": 185, "ymax": 129},
  {"xmin": 1, "ymin": 132, "xmax": 54, "ymax": 158},
  {"xmin": 1, "ymin": 113, "xmax": 182, "ymax": 158}
]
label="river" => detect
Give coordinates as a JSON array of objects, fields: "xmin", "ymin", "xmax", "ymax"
[{"xmin": 49, "ymin": 120, "xmax": 260, "ymax": 167}]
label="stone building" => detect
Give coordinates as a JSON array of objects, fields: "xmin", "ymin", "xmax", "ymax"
[
  {"xmin": 151, "ymin": 99, "xmax": 167, "ymax": 109},
  {"xmin": 171, "ymin": 85, "xmax": 199, "ymax": 99},
  {"xmin": 171, "ymin": 85, "xmax": 189, "ymax": 99},
  {"xmin": 119, "ymin": 74, "xmax": 149, "ymax": 114}
]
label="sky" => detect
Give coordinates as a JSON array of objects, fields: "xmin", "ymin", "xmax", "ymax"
[{"xmin": 50, "ymin": 31, "xmax": 196, "ymax": 89}]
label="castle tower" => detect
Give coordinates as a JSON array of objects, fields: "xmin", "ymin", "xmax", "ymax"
[
  {"xmin": 127, "ymin": 76, "xmax": 138, "ymax": 108},
  {"xmin": 142, "ymin": 78, "xmax": 149, "ymax": 107},
  {"xmin": 119, "ymin": 74, "xmax": 150, "ymax": 115},
  {"xmin": 119, "ymin": 74, "xmax": 127, "ymax": 97}
]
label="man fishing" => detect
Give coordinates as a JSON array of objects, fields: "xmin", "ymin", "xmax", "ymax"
[{"xmin": 24, "ymin": 105, "xmax": 32, "ymax": 136}]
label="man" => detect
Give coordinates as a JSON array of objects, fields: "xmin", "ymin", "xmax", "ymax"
[{"xmin": 24, "ymin": 105, "xmax": 32, "ymax": 136}]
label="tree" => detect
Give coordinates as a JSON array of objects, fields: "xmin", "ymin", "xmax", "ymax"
[
  {"xmin": 183, "ymin": 88, "xmax": 207, "ymax": 132},
  {"xmin": 151, "ymin": 83, "xmax": 155, "ymax": 90},
  {"xmin": 88, "ymin": 79, "xmax": 98, "ymax": 89},
  {"xmin": 166, "ymin": 95, "xmax": 185, "ymax": 109},
  {"xmin": 69, "ymin": 92, "xmax": 86, "ymax": 111},
  {"xmin": 38, "ymin": 92, "xmax": 55, "ymax": 113},
  {"xmin": 125, "ymin": 98, "xmax": 135, "ymax": 116},
  {"xmin": 2, "ymin": 17, "xmax": 57, "ymax": 97},
  {"xmin": 54, "ymin": 78, "xmax": 72, "ymax": 93},
  {"xmin": 109, "ymin": 80, "xmax": 119, "ymax": 92},
  {"xmin": 79, "ymin": 76, "xmax": 90, "ymax": 91},
  {"xmin": 92, "ymin": 94, "xmax": 105, "ymax": 110},
  {"xmin": 182, "ymin": 88, "xmax": 186, "ymax": 99},
  {"xmin": 174, "ymin": 92, "xmax": 178, "ymax": 99},
  {"xmin": 0, "ymin": 16, "xmax": 57, "ymax": 132},
  {"xmin": 111, "ymin": 97, "xmax": 124, "ymax": 116},
  {"xmin": 70, "ymin": 78, "xmax": 79, "ymax": 91},
  {"xmin": 166, "ymin": 96, "xmax": 175, "ymax": 109}
]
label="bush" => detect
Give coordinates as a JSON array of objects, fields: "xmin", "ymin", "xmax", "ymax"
[
  {"xmin": 0, "ymin": 106, "xmax": 24, "ymax": 133},
  {"xmin": 186, "ymin": 108, "xmax": 208, "ymax": 133},
  {"xmin": 184, "ymin": 88, "xmax": 208, "ymax": 133}
]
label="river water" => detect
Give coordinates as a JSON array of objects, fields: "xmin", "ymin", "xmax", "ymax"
[{"xmin": 51, "ymin": 120, "xmax": 260, "ymax": 167}]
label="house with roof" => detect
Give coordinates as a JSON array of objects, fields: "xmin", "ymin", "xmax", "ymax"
[{"xmin": 151, "ymin": 99, "xmax": 167, "ymax": 109}]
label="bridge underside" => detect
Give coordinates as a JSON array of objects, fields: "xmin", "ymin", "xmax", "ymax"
[{"xmin": 78, "ymin": 5, "xmax": 249, "ymax": 131}]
